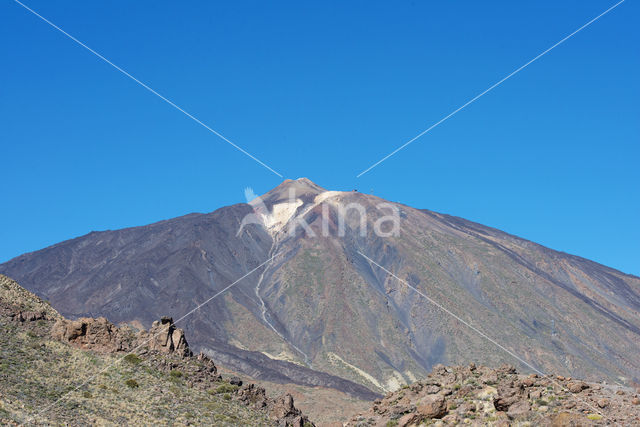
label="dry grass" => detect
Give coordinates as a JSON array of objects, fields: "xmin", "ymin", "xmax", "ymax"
[{"xmin": 0, "ymin": 275, "xmax": 269, "ymax": 426}]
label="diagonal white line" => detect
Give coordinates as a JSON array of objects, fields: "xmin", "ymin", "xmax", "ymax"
[
  {"xmin": 358, "ymin": 250, "xmax": 607, "ymax": 417},
  {"xmin": 357, "ymin": 250, "xmax": 545, "ymax": 376},
  {"xmin": 32, "ymin": 253, "xmax": 279, "ymax": 421},
  {"xmin": 356, "ymin": 0, "xmax": 626, "ymax": 177},
  {"xmin": 12, "ymin": 0, "xmax": 284, "ymax": 178}
]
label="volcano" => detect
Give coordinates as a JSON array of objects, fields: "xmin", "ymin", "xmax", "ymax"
[{"xmin": 2, "ymin": 178, "xmax": 639, "ymax": 394}]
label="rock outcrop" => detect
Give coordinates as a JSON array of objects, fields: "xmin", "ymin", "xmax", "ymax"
[
  {"xmin": 50, "ymin": 315, "xmax": 192, "ymax": 357},
  {"xmin": 49, "ymin": 313, "xmax": 314, "ymax": 426},
  {"xmin": 346, "ymin": 364, "xmax": 640, "ymax": 426},
  {"xmin": 12, "ymin": 310, "xmax": 46, "ymax": 322},
  {"xmin": 51, "ymin": 316, "xmax": 136, "ymax": 353},
  {"xmin": 269, "ymin": 393, "xmax": 311, "ymax": 427},
  {"xmin": 139, "ymin": 316, "xmax": 192, "ymax": 357}
]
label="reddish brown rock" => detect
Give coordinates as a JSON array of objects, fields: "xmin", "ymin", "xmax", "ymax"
[
  {"xmin": 397, "ymin": 413, "xmax": 419, "ymax": 426},
  {"xmin": 236, "ymin": 383, "xmax": 269, "ymax": 409},
  {"xmin": 507, "ymin": 400, "xmax": 531, "ymax": 419},
  {"xmin": 567, "ymin": 381, "xmax": 589, "ymax": 393},
  {"xmin": 51, "ymin": 316, "xmax": 132, "ymax": 352},
  {"xmin": 15, "ymin": 311, "xmax": 46, "ymax": 322},
  {"xmin": 142, "ymin": 317, "xmax": 191, "ymax": 357},
  {"xmin": 494, "ymin": 384, "xmax": 524, "ymax": 411},
  {"xmin": 416, "ymin": 394, "xmax": 447, "ymax": 419},
  {"xmin": 345, "ymin": 365, "xmax": 640, "ymax": 427},
  {"xmin": 269, "ymin": 393, "xmax": 314, "ymax": 426}
]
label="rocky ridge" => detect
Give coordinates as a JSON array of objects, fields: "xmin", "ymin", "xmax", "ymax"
[
  {"xmin": 0, "ymin": 274, "xmax": 313, "ymax": 426},
  {"xmin": 346, "ymin": 364, "xmax": 640, "ymax": 426},
  {"xmin": 49, "ymin": 312, "xmax": 314, "ymax": 426}
]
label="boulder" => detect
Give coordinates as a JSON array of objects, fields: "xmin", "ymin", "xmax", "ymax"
[
  {"xmin": 567, "ymin": 381, "xmax": 589, "ymax": 393},
  {"xmin": 417, "ymin": 394, "xmax": 447, "ymax": 419},
  {"xmin": 494, "ymin": 384, "xmax": 524, "ymax": 411},
  {"xmin": 424, "ymin": 385, "xmax": 440, "ymax": 394},
  {"xmin": 507, "ymin": 400, "xmax": 531, "ymax": 419},
  {"xmin": 397, "ymin": 413, "xmax": 419, "ymax": 426}
]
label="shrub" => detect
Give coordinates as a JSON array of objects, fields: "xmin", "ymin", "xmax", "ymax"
[
  {"xmin": 223, "ymin": 393, "xmax": 232, "ymax": 400},
  {"xmin": 125, "ymin": 379, "xmax": 139, "ymax": 388},
  {"xmin": 82, "ymin": 391, "xmax": 93, "ymax": 399},
  {"xmin": 123, "ymin": 354, "xmax": 142, "ymax": 365},
  {"xmin": 170, "ymin": 370, "xmax": 183, "ymax": 378},
  {"xmin": 213, "ymin": 383, "xmax": 239, "ymax": 394}
]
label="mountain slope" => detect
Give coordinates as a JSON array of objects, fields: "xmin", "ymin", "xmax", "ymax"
[{"xmin": 2, "ymin": 178, "xmax": 639, "ymax": 394}]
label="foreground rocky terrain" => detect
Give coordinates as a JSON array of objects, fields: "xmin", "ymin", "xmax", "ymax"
[
  {"xmin": 0, "ymin": 274, "xmax": 313, "ymax": 426},
  {"xmin": 2, "ymin": 178, "xmax": 639, "ymax": 394},
  {"xmin": 346, "ymin": 364, "xmax": 640, "ymax": 426}
]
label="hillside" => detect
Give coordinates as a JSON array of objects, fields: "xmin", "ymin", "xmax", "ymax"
[
  {"xmin": 0, "ymin": 274, "xmax": 312, "ymax": 426},
  {"xmin": 2, "ymin": 178, "xmax": 639, "ymax": 395}
]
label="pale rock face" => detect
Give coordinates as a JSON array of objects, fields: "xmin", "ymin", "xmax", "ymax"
[
  {"xmin": 249, "ymin": 178, "xmax": 344, "ymax": 235},
  {"xmin": 256, "ymin": 198, "xmax": 304, "ymax": 233}
]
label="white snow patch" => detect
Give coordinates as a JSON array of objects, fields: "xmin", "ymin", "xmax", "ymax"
[
  {"xmin": 252, "ymin": 190, "xmax": 345, "ymax": 236},
  {"xmin": 258, "ymin": 199, "xmax": 304, "ymax": 232}
]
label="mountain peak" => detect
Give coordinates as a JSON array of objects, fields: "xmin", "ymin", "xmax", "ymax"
[
  {"xmin": 260, "ymin": 178, "xmax": 327, "ymax": 206},
  {"xmin": 282, "ymin": 177, "xmax": 326, "ymax": 193}
]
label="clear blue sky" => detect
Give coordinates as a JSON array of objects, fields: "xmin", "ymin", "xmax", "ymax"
[{"xmin": 1, "ymin": 1, "xmax": 638, "ymax": 275}]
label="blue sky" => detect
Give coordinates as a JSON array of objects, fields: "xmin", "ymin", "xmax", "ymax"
[{"xmin": 1, "ymin": 1, "xmax": 638, "ymax": 275}]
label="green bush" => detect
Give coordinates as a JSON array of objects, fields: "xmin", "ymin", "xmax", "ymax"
[
  {"xmin": 170, "ymin": 370, "xmax": 183, "ymax": 378},
  {"xmin": 82, "ymin": 391, "xmax": 93, "ymax": 399},
  {"xmin": 223, "ymin": 393, "xmax": 232, "ymax": 400},
  {"xmin": 125, "ymin": 379, "xmax": 139, "ymax": 388},
  {"xmin": 213, "ymin": 383, "xmax": 239, "ymax": 394},
  {"xmin": 123, "ymin": 354, "xmax": 142, "ymax": 365}
]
